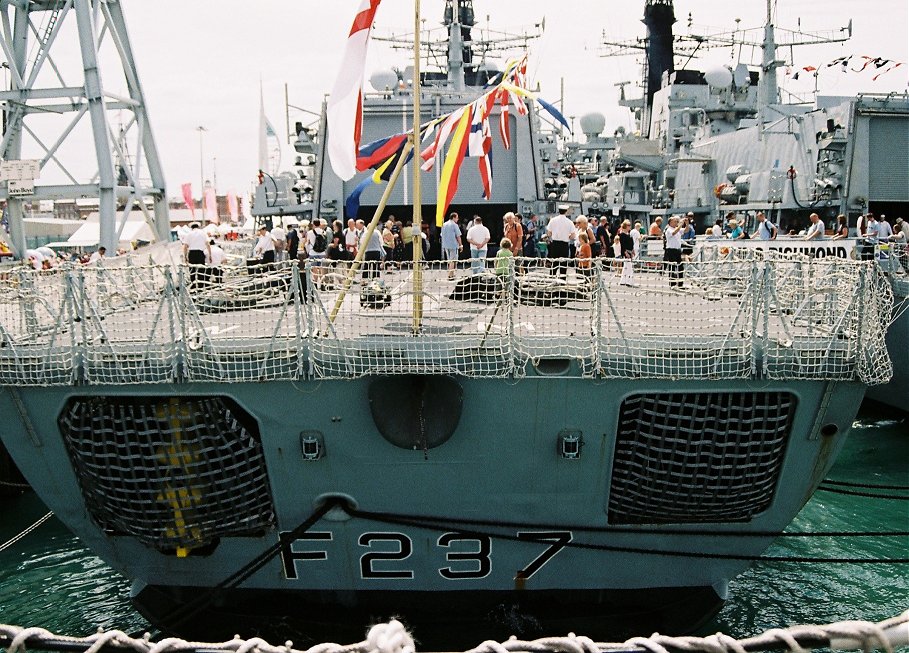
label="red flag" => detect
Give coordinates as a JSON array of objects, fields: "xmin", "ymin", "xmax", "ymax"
[
  {"xmin": 204, "ymin": 187, "xmax": 218, "ymax": 224},
  {"xmin": 499, "ymin": 89, "xmax": 511, "ymax": 149},
  {"xmin": 227, "ymin": 191, "xmax": 239, "ymax": 223},
  {"xmin": 327, "ymin": 0, "xmax": 383, "ymax": 181},
  {"xmin": 181, "ymin": 183, "xmax": 195, "ymax": 219}
]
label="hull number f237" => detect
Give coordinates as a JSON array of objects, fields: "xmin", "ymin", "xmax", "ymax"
[{"xmin": 279, "ymin": 530, "xmax": 573, "ymax": 581}]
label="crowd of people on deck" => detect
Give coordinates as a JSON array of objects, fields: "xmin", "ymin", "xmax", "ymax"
[
  {"xmin": 216, "ymin": 205, "xmax": 909, "ymax": 286},
  {"xmin": 9, "ymin": 206, "xmax": 907, "ymax": 281}
]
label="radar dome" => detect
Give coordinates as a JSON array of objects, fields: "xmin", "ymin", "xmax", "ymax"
[
  {"xmin": 704, "ymin": 66, "xmax": 733, "ymax": 89},
  {"xmin": 370, "ymin": 69, "xmax": 399, "ymax": 92},
  {"xmin": 579, "ymin": 112, "xmax": 606, "ymax": 137},
  {"xmin": 733, "ymin": 63, "xmax": 750, "ymax": 87}
]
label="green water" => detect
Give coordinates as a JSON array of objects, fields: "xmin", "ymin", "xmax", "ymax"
[{"xmin": 1, "ymin": 406, "xmax": 906, "ymax": 642}]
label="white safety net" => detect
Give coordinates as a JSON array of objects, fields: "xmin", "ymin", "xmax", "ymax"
[
  {"xmin": 310, "ymin": 260, "xmax": 512, "ymax": 378},
  {"xmin": 760, "ymin": 252, "xmax": 893, "ymax": 385},
  {"xmin": 78, "ymin": 265, "xmax": 177, "ymax": 384},
  {"xmin": 181, "ymin": 261, "xmax": 306, "ymax": 382},
  {"xmin": 0, "ymin": 267, "xmax": 75, "ymax": 384},
  {"xmin": 0, "ymin": 252, "xmax": 894, "ymax": 386}
]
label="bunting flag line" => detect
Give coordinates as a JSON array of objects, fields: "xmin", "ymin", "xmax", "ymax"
[
  {"xmin": 344, "ymin": 175, "xmax": 376, "ymax": 219},
  {"xmin": 422, "ymin": 107, "xmax": 466, "ymax": 171},
  {"xmin": 873, "ymin": 61, "xmax": 901, "ymax": 81},
  {"xmin": 357, "ymin": 132, "xmax": 409, "ymax": 172},
  {"xmin": 340, "ymin": 49, "xmax": 566, "ymax": 223},
  {"xmin": 827, "ymin": 55, "xmax": 853, "ymax": 69},
  {"xmin": 535, "ymin": 96, "xmax": 571, "ymax": 131},
  {"xmin": 435, "ymin": 105, "xmax": 473, "ymax": 227},
  {"xmin": 346, "ymin": 120, "xmax": 437, "ymax": 218},
  {"xmin": 789, "ymin": 54, "xmax": 904, "ymax": 82},
  {"xmin": 327, "ymin": 0, "xmax": 383, "ymax": 181}
]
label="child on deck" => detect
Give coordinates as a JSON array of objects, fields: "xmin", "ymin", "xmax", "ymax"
[
  {"xmin": 612, "ymin": 234, "xmax": 622, "ymax": 273},
  {"xmin": 495, "ymin": 237, "xmax": 514, "ymax": 276},
  {"xmin": 577, "ymin": 232, "xmax": 593, "ymax": 283}
]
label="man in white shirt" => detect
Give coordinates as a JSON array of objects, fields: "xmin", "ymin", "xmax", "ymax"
[
  {"xmin": 183, "ymin": 222, "xmax": 211, "ymax": 265},
  {"xmin": 183, "ymin": 223, "xmax": 212, "ymax": 288},
  {"xmin": 87, "ymin": 246, "xmax": 106, "ymax": 264},
  {"xmin": 343, "ymin": 218, "xmax": 359, "ymax": 257},
  {"xmin": 804, "ymin": 213, "xmax": 825, "ymax": 240},
  {"xmin": 546, "ymin": 205, "xmax": 576, "ymax": 279},
  {"xmin": 466, "ymin": 216, "xmax": 490, "ymax": 275},
  {"xmin": 270, "ymin": 223, "xmax": 286, "ymax": 261},
  {"xmin": 630, "ymin": 223, "xmax": 641, "ymax": 258},
  {"xmin": 663, "ymin": 216, "xmax": 684, "ymax": 289},
  {"xmin": 253, "ymin": 225, "xmax": 276, "ymax": 266},
  {"xmin": 877, "ymin": 215, "xmax": 894, "ymax": 240},
  {"xmin": 209, "ymin": 240, "xmax": 225, "ymax": 266},
  {"xmin": 208, "ymin": 239, "xmax": 225, "ymax": 284}
]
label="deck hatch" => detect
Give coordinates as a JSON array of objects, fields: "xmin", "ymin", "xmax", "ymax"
[
  {"xmin": 608, "ymin": 392, "xmax": 796, "ymax": 524},
  {"xmin": 58, "ymin": 396, "xmax": 276, "ymax": 553}
]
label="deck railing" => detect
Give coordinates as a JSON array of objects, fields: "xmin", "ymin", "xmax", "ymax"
[{"xmin": 0, "ymin": 252, "xmax": 894, "ymax": 386}]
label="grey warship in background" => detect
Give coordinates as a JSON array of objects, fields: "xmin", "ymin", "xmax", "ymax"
[
  {"xmin": 567, "ymin": 0, "xmax": 908, "ymax": 412},
  {"xmin": 0, "ymin": 0, "xmax": 896, "ymax": 647}
]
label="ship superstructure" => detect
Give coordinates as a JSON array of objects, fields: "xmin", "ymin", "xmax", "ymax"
[{"xmin": 570, "ymin": 0, "xmax": 908, "ymax": 410}]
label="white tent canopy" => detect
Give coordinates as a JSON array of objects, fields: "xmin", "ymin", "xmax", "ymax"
[{"xmin": 62, "ymin": 212, "xmax": 156, "ymax": 248}]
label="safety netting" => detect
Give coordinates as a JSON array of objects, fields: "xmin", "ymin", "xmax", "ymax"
[{"xmin": 0, "ymin": 253, "xmax": 894, "ymax": 386}]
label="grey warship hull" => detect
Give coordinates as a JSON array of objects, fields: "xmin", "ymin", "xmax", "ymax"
[{"xmin": 0, "ymin": 252, "xmax": 890, "ymax": 644}]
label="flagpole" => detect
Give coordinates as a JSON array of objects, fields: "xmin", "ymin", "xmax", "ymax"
[
  {"xmin": 411, "ymin": 0, "xmax": 423, "ymax": 334},
  {"xmin": 326, "ymin": 140, "xmax": 414, "ymax": 327}
]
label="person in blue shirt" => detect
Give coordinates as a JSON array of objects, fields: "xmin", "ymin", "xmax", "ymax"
[{"xmin": 440, "ymin": 212, "xmax": 462, "ymax": 280}]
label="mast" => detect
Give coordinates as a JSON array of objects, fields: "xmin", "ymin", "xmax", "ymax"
[
  {"xmin": 642, "ymin": 0, "xmax": 676, "ymax": 137},
  {"xmin": 758, "ymin": 0, "xmax": 780, "ymax": 121},
  {"xmin": 412, "ymin": 0, "xmax": 423, "ymax": 333},
  {"xmin": 446, "ymin": 0, "xmax": 466, "ymax": 91}
]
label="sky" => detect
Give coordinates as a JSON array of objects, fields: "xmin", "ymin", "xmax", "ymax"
[{"xmin": 13, "ymin": 0, "xmax": 908, "ymax": 202}]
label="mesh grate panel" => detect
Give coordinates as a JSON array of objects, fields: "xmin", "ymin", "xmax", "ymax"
[
  {"xmin": 59, "ymin": 396, "xmax": 276, "ymax": 552},
  {"xmin": 608, "ymin": 392, "xmax": 795, "ymax": 525}
]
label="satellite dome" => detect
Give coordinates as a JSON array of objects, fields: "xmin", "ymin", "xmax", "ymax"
[
  {"xmin": 579, "ymin": 112, "xmax": 606, "ymax": 137},
  {"xmin": 369, "ymin": 69, "xmax": 399, "ymax": 92},
  {"xmin": 733, "ymin": 63, "xmax": 751, "ymax": 87},
  {"xmin": 704, "ymin": 66, "xmax": 733, "ymax": 89}
]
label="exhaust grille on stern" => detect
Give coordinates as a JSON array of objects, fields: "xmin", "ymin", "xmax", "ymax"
[
  {"xmin": 608, "ymin": 392, "xmax": 796, "ymax": 524},
  {"xmin": 59, "ymin": 396, "xmax": 276, "ymax": 553}
]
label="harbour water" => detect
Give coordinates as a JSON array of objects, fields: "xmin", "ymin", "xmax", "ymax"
[{"xmin": 0, "ymin": 403, "xmax": 906, "ymax": 644}]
